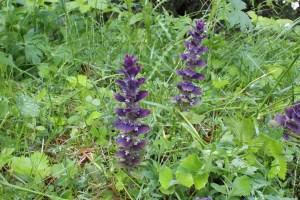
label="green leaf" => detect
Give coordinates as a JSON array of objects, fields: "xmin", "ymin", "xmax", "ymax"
[
  {"xmin": 86, "ymin": 111, "xmax": 103, "ymax": 126},
  {"xmin": 268, "ymin": 155, "xmax": 287, "ymax": 180},
  {"xmin": 10, "ymin": 152, "xmax": 50, "ymax": 178},
  {"xmin": 269, "ymin": 140, "xmax": 283, "ymax": 157},
  {"xmin": 231, "ymin": 176, "xmax": 251, "ymax": 196},
  {"xmin": 194, "ymin": 172, "xmax": 209, "ymax": 190},
  {"xmin": 229, "ymin": 0, "xmax": 246, "ymax": 10},
  {"xmin": 0, "ymin": 99, "xmax": 9, "ymax": 118},
  {"xmin": 228, "ymin": 0, "xmax": 253, "ymax": 31},
  {"xmin": 225, "ymin": 117, "xmax": 255, "ymax": 142},
  {"xmin": 0, "ymin": 148, "xmax": 14, "ymax": 168},
  {"xmin": 0, "ymin": 51, "xmax": 16, "ymax": 68},
  {"xmin": 77, "ymin": 75, "xmax": 88, "ymax": 87},
  {"xmin": 212, "ymin": 79, "xmax": 230, "ymax": 89},
  {"xmin": 88, "ymin": 0, "xmax": 108, "ymax": 10},
  {"xmin": 182, "ymin": 111, "xmax": 205, "ymax": 124},
  {"xmin": 179, "ymin": 154, "xmax": 202, "ymax": 173},
  {"xmin": 159, "ymin": 166, "xmax": 173, "ymax": 189},
  {"xmin": 129, "ymin": 13, "xmax": 144, "ymax": 25},
  {"xmin": 176, "ymin": 168, "xmax": 193, "ymax": 187},
  {"xmin": 11, "ymin": 156, "xmax": 32, "ymax": 175},
  {"xmin": 211, "ymin": 183, "xmax": 227, "ymax": 194},
  {"xmin": 30, "ymin": 152, "xmax": 51, "ymax": 178}
]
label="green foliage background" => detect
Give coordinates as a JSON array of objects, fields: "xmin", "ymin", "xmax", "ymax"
[{"xmin": 0, "ymin": 0, "xmax": 299, "ymax": 199}]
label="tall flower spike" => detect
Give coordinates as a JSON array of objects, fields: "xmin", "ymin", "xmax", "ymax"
[
  {"xmin": 174, "ymin": 20, "xmax": 208, "ymax": 109},
  {"xmin": 114, "ymin": 55, "xmax": 150, "ymax": 168},
  {"xmin": 274, "ymin": 101, "xmax": 300, "ymax": 136}
]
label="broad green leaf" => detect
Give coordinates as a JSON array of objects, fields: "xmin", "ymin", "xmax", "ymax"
[
  {"xmin": 159, "ymin": 166, "xmax": 173, "ymax": 189},
  {"xmin": 129, "ymin": 13, "xmax": 144, "ymax": 25},
  {"xmin": 229, "ymin": 0, "xmax": 246, "ymax": 10},
  {"xmin": 77, "ymin": 75, "xmax": 88, "ymax": 87},
  {"xmin": 231, "ymin": 175, "xmax": 251, "ymax": 196},
  {"xmin": 179, "ymin": 154, "xmax": 202, "ymax": 173},
  {"xmin": 16, "ymin": 94, "xmax": 40, "ymax": 118},
  {"xmin": 225, "ymin": 117, "xmax": 255, "ymax": 142},
  {"xmin": 88, "ymin": 0, "xmax": 108, "ymax": 10},
  {"xmin": 11, "ymin": 156, "xmax": 32, "ymax": 175},
  {"xmin": 211, "ymin": 183, "xmax": 227, "ymax": 194},
  {"xmin": 0, "ymin": 148, "xmax": 14, "ymax": 168},
  {"xmin": 212, "ymin": 79, "xmax": 230, "ymax": 89},
  {"xmin": 269, "ymin": 140, "xmax": 283, "ymax": 157},
  {"xmin": 10, "ymin": 152, "xmax": 50, "ymax": 178},
  {"xmin": 268, "ymin": 156, "xmax": 287, "ymax": 180},
  {"xmin": 86, "ymin": 111, "xmax": 103, "ymax": 126},
  {"xmin": 194, "ymin": 172, "xmax": 209, "ymax": 190},
  {"xmin": 176, "ymin": 168, "xmax": 193, "ymax": 187},
  {"xmin": 30, "ymin": 152, "xmax": 51, "ymax": 178},
  {"xmin": 160, "ymin": 185, "xmax": 175, "ymax": 195}
]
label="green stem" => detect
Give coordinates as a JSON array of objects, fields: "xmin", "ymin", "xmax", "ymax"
[
  {"xmin": 257, "ymin": 54, "xmax": 300, "ymax": 116},
  {"xmin": 0, "ymin": 180, "xmax": 67, "ymax": 200}
]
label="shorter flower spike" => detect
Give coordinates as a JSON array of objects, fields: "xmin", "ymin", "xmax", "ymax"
[
  {"xmin": 274, "ymin": 101, "xmax": 300, "ymax": 136},
  {"xmin": 114, "ymin": 55, "xmax": 150, "ymax": 169},
  {"xmin": 174, "ymin": 20, "xmax": 207, "ymax": 109}
]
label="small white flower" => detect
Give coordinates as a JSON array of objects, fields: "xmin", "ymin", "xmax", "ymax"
[{"xmin": 291, "ymin": 2, "xmax": 299, "ymax": 10}]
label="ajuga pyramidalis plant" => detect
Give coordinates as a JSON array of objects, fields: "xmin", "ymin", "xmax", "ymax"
[
  {"xmin": 174, "ymin": 20, "xmax": 208, "ymax": 109},
  {"xmin": 113, "ymin": 55, "xmax": 150, "ymax": 168},
  {"xmin": 274, "ymin": 101, "xmax": 300, "ymax": 136}
]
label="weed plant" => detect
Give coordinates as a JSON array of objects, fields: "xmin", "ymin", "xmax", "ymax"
[{"xmin": 0, "ymin": 0, "xmax": 299, "ymax": 199}]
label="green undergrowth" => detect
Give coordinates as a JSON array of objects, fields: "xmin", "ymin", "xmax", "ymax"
[{"xmin": 0, "ymin": 0, "xmax": 299, "ymax": 199}]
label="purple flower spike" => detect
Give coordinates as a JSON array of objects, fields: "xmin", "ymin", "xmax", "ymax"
[
  {"xmin": 135, "ymin": 90, "xmax": 149, "ymax": 102},
  {"xmin": 132, "ymin": 139, "xmax": 147, "ymax": 151},
  {"xmin": 114, "ymin": 55, "xmax": 150, "ymax": 169},
  {"xmin": 116, "ymin": 134, "xmax": 133, "ymax": 148},
  {"xmin": 133, "ymin": 124, "xmax": 150, "ymax": 135},
  {"xmin": 114, "ymin": 93, "xmax": 126, "ymax": 102},
  {"xmin": 113, "ymin": 118, "xmax": 135, "ymax": 133},
  {"xmin": 174, "ymin": 20, "xmax": 207, "ymax": 109},
  {"xmin": 274, "ymin": 101, "xmax": 300, "ymax": 136}
]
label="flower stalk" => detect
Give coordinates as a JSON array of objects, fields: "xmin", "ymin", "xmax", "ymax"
[
  {"xmin": 113, "ymin": 55, "xmax": 150, "ymax": 168},
  {"xmin": 174, "ymin": 20, "xmax": 208, "ymax": 109}
]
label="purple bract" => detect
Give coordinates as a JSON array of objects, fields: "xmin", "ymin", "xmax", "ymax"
[
  {"xmin": 174, "ymin": 20, "xmax": 208, "ymax": 109},
  {"xmin": 114, "ymin": 55, "xmax": 150, "ymax": 168}
]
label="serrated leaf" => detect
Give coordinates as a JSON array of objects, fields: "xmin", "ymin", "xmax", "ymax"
[
  {"xmin": 159, "ymin": 166, "xmax": 173, "ymax": 189},
  {"xmin": 10, "ymin": 152, "xmax": 50, "ymax": 178},
  {"xmin": 175, "ymin": 168, "xmax": 193, "ymax": 187},
  {"xmin": 269, "ymin": 140, "xmax": 283, "ymax": 157},
  {"xmin": 0, "ymin": 148, "xmax": 14, "ymax": 168},
  {"xmin": 268, "ymin": 156, "xmax": 287, "ymax": 180},
  {"xmin": 229, "ymin": 0, "xmax": 246, "ymax": 10},
  {"xmin": 30, "ymin": 152, "xmax": 50, "ymax": 178},
  {"xmin": 194, "ymin": 172, "xmax": 209, "ymax": 190},
  {"xmin": 231, "ymin": 175, "xmax": 251, "ymax": 196},
  {"xmin": 179, "ymin": 154, "xmax": 202, "ymax": 173},
  {"xmin": 11, "ymin": 156, "xmax": 32, "ymax": 175},
  {"xmin": 225, "ymin": 117, "xmax": 255, "ymax": 142}
]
